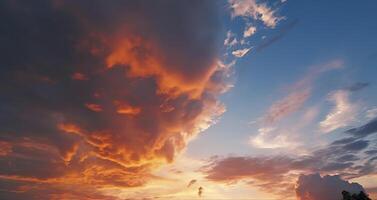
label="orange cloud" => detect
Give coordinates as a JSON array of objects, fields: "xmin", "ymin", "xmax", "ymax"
[
  {"xmin": 71, "ymin": 72, "xmax": 89, "ymax": 80},
  {"xmin": 0, "ymin": 141, "xmax": 12, "ymax": 156},
  {"xmin": 0, "ymin": 1, "xmax": 226, "ymax": 199},
  {"xmin": 84, "ymin": 103, "xmax": 103, "ymax": 112},
  {"xmin": 113, "ymin": 100, "xmax": 141, "ymax": 115}
]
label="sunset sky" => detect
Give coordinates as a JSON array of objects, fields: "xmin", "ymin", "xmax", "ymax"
[{"xmin": 1, "ymin": 0, "xmax": 377, "ymax": 200}]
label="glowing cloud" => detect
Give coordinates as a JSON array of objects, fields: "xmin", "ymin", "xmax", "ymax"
[
  {"xmin": 320, "ymin": 90, "xmax": 359, "ymax": 133},
  {"xmin": 0, "ymin": 0, "xmax": 228, "ymax": 199}
]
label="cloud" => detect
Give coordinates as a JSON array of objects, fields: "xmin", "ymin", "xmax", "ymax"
[
  {"xmin": 232, "ymin": 48, "xmax": 251, "ymax": 57},
  {"xmin": 366, "ymin": 107, "xmax": 377, "ymax": 120},
  {"xmin": 263, "ymin": 89, "xmax": 310, "ymax": 124},
  {"xmin": 320, "ymin": 90, "xmax": 359, "ymax": 133},
  {"xmin": 346, "ymin": 117, "xmax": 377, "ymax": 138},
  {"xmin": 342, "ymin": 140, "xmax": 369, "ymax": 151},
  {"xmin": 256, "ymin": 19, "xmax": 299, "ymax": 52},
  {"xmin": 295, "ymin": 173, "xmax": 365, "ymax": 200},
  {"xmin": 202, "ymin": 156, "xmax": 296, "ymax": 196},
  {"xmin": 202, "ymin": 135, "xmax": 377, "ymax": 197},
  {"xmin": 243, "ymin": 25, "xmax": 256, "ymax": 38},
  {"xmin": 228, "ymin": 0, "xmax": 282, "ymax": 28},
  {"xmin": 343, "ymin": 82, "xmax": 370, "ymax": 92},
  {"xmin": 262, "ymin": 59, "xmax": 343, "ymax": 126},
  {"xmin": 249, "ymin": 124, "xmax": 302, "ymax": 149},
  {"xmin": 0, "ymin": 0, "xmax": 227, "ymax": 198},
  {"xmin": 249, "ymin": 60, "xmax": 343, "ymax": 149},
  {"xmin": 187, "ymin": 179, "xmax": 197, "ymax": 188},
  {"xmin": 224, "ymin": 31, "xmax": 238, "ymax": 47}
]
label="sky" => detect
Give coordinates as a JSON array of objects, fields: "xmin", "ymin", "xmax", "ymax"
[{"xmin": 0, "ymin": 0, "xmax": 377, "ymax": 200}]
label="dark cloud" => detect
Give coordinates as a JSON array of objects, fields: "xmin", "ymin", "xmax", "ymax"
[
  {"xmin": 346, "ymin": 117, "xmax": 377, "ymax": 137},
  {"xmin": 202, "ymin": 136, "xmax": 377, "ymax": 196},
  {"xmin": 0, "ymin": 0, "xmax": 226, "ymax": 198},
  {"xmin": 331, "ymin": 137, "xmax": 358, "ymax": 145},
  {"xmin": 343, "ymin": 82, "xmax": 370, "ymax": 92},
  {"xmin": 337, "ymin": 154, "xmax": 360, "ymax": 162},
  {"xmin": 365, "ymin": 150, "xmax": 377, "ymax": 155},
  {"xmin": 295, "ymin": 173, "xmax": 365, "ymax": 200},
  {"xmin": 187, "ymin": 179, "xmax": 197, "ymax": 188},
  {"xmin": 343, "ymin": 140, "xmax": 369, "ymax": 151}
]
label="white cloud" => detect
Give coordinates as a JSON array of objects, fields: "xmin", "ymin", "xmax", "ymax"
[
  {"xmin": 232, "ymin": 48, "xmax": 251, "ymax": 57},
  {"xmin": 224, "ymin": 30, "xmax": 238, "ymax": 47},
  {"xmin": 228, "ymin": 0, "xmax": 282, "ymax": 28},
  {"xmin": 366, "ymin": 107, "xmax": 377, "ymax": 120},
  {"xmin": 250, "ymin": 126, "xmax": 297, "ymax": 149},
  {"xmin": 319, "ymin": 90, "xmax": 359, "ymax": 133},
  {"xmin": 243, "ymin": 25, "xmax": 256, "ymax": 38}
]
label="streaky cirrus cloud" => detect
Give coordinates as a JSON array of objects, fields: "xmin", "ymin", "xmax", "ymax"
[
  {"xmin": 249, "ymin": 60, "xmax": 343, "ymax": 149},
  {"xmin": 263, "ymin": 59, "xmax": 343, "ymax": 125},
  {"xmin": 0, "ymin": 0, "xmax": 228, "ymax": 199},
  {"xmin": 346, "ymin": 116, "xmax": 377, "ymax": 138},
  {"xmin": 255, "ymin": 19, "xmax": 298, "ymax": 52},
  {"xmin": 320, "ymin": 90, "xmax": 359, "ymax": 133},
  {"xmin": 295, "ymin": 173, "xmax": 365, "ymax": 200},
  {"xmin": 342, "ymin": 82, "xmax": 370, "ymax": 92}
]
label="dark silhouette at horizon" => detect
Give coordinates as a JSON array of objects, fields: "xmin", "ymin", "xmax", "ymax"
[{"xmin": 342, "ymin": 190, "xmax": 372, "ymax": 200}]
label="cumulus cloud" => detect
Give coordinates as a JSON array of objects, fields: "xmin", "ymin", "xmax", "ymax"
[
  {"xmin": 0, "ymin": 0, "xmax": 227, "ymax": 198},
  {"xmin": 228, "ymin": 0, "xmax": 282, "ymax": 28},
  {"xmin": 232, "ymin": 48, "xmax": 251, "ymax": 57},
  {"xmin": 295, "ymin": 173, "xmax": 365, "ymax": 200},
  {"xmin": 320, "ymin": 90, "xmax": 359, "ymax": 133}
]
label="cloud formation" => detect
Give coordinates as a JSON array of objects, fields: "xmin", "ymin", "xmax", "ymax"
[
  {"xmin": 295, "ymin": 173, "xmax": 365, "ymax": 200},
  {"xmin": 203, "ymin": 134, "xmax": 377, "ymax": 197},
  {"xmin": 232, "ymin": 48, "xmax": 251, "ymax": 57},
  {"xmin": 0, "ymin": 0, "xmax": 227, "ymax": 198},
  {"xmin": 249, "ymin": 60, "xmax": 343, "ymax": 149},
  {"xmin": 229, "ymin": 0, "xmax": 282, "ymax": 28},
  {"xmin": 343, "ymin": 82, "xmax": 370, "ymax": 92},
  {"xmin": 346, "ymin": 117, "xmax": 377, "ymax": 138},
  {"xmin": 320, "ymin": 90, "xmax": 359, "ymax": 133}
]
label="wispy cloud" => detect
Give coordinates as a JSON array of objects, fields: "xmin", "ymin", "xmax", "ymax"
[
  {"xmin": 320, "ymin": 90, "xmax": 359, "ymax": 133},
  {"xmin": 224, "ymin": 30, "xmax": 238, "ymax": 47},
  {"xmin": 346, "ymin": 116, "xmax": 377, "ymax": 138},
  {"xmin": 255, "ymin": 19, "xmax": 298, "ymax": 52},
  {"xmin": 263, "ymin": 89, "xmax": 310, "ymax": 124},
  {"xmin": 249, "ymin": 59, "xmax": 344, "ymax": 149}
]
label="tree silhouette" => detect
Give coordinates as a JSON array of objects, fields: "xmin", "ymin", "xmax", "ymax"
[{"xmin": 342, "ymin": 190, "xmax": 372, "ymax": 200}]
